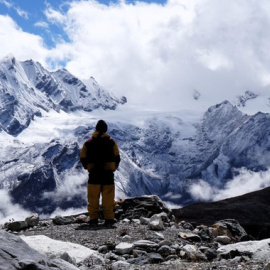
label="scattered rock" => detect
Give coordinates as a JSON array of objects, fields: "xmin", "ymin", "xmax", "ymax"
[
  {"xmin": 218, "ymin": 238, "xmax": 270, "ymax": 260},
  {"xmin": 115, "ymin": 242, "xmax": 134, "ymax": 255},
  {"xmin": 7, "ymin": 221, "xmax": 28, "ymax": 231},
  {"xmin": 157, "ymin": 245, "xmax": 171, "ymax": 258},
  {"xmin": 149, "ymin": 214, "xmax": 165, "ymax": 231},
  {"xmin": 25, "ymin": 213, "xmax": 39, "ymax": 227},
  {"xmin": 75, "ymin": 215, "xmax": 88, "ymax": 223},
  {"xmin": 179, "ymin": 220, "xmax": 194, "ymax": 230},
  {"xmin": 2, "ymin": 195, "xmax": 269, "ymax": 270},
  {"xmin": 133, "ymin": 240, "xmax": 159, "ymax": 251},
  {"xmin": 20, "ymin": 234, "xmax": 96, "ymax": 264},
  {"xmin": 0, "ymin": 230, "xmax": 76, "ymax": 270},
  {"xmin": 178, "ymin": 232, "xmax": 201, "ymax": 242},
  {"xmin": 148, "ymin": 252, "xmax": 164, "ymax": 264},
  {"xmin": 118, "ymin": 195, "xmax": 172, "ymax": 220},
  {"xmin": 111, "ymin": 261, "xmax": 130, "ymax": 270},
  {"xmin": 53, "ymin": 215, "xmax": 76, "ymax": 225},
  {"xmin": 215, "ymin": 235, "xmax": 231, "ymax": 245},
  {"xmin": 213, "ymin": 219, "xmax": 247, "ymax": 240},
  {"xmin": 181, "ymin": 244, "xmax": 207, "ymax": 262}
]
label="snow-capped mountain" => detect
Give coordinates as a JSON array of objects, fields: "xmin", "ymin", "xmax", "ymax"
[
  {"xmin": 0, "ymin": 55, "xmax": 126, "ymax": 135},
  {"xmin": 0, "ymin": 56, "xmax": 270, "ymax": 219}
]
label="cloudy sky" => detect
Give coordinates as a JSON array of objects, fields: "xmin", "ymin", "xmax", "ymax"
[{"xmin": 0, "ymin": 0, "xmax": 270, "ymax": 110}]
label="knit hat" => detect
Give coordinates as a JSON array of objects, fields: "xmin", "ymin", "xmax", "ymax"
[{"xmin": 95, "ymin": 120, "xmax": 108, "ymax": 133}]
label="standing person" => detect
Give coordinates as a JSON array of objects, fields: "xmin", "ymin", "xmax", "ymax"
[{"xmin": 80, "ymin": 120, "xmax": 120, "ymax": 225}]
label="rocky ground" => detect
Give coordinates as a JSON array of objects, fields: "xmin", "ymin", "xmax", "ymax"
[
  {"xmin": 22, "ymin": 220, "xmax": 268, "ymax": 269},
  {"xmin": 2, "ymin": 195, "xmax": 270, "ymax": 270}
]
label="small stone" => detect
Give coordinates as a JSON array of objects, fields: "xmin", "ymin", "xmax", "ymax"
[
  {"xmin": 133, "ymin": 240, "xmax": 159, "ymax": 251},
  {"xmin": 204, "ymin": 248, "xmax": 218, "ymax": 261},
  {"xmin": 25, "ymin": 214, "xmax": 39, "ymax": 227},
  {"xmin": 153, "ymin": 232, "xmax": 165, "ymax": 240},
  {"xmin": 40, "ymin": 220, "xmax": 52, "ymax": 227},
  {"xmin": 111, "ymin": 261, "xmax": 130, "ymax": 270},
  {"xmin": 122, "ymin": 235, "xmax": 132, "ymax": 241},
  {"xmin": 157, "ymin": 245, "xmax": 171, "ymax": 258},
  {"xmin": 75, "ymin": 215, "xmax": 88, "ymax": 223},
  {"xmin": 98, "ymin": 245, "xmax": 108, "ymax": 253},
  {"xmin": 140, "ymin": 217, "xmax": 150, "ymax": 225},
  {"xmin": 166, "ymin": 255, "xmax": 178, "ymax": 261},
  {"xmin": 156, "ymin": 212, "xmax": 169, "ymax": 223},
  {"xmin": 209, "ymin": 227, "xmax": 218, "ymax": 238},
  {"xmin": 159, "ymin": 240, "xmax": 172, "ymax": 247},
  {"xmin": 179, "ymin": 220, "xmax": 194, "ymax": 230},
  {"xmin": 132, "ymin": 219, "xmax": 141, "ymax": 225},
  {"xmin": 105, "ymin": 251, "xmax": 120, "ymax": 260},
  {"xmin": 122, "ymin": 219, "xmax": 130, "ymax": 224},
  {"xmin": 83, "ymin": 254, "xmax": 105, "ymax": 266},
  {"xmin": 148, "ymin": 252, "xmax": 164, "ymax": 264},
  {"xmin": 149, "ymin": 214, "xmax": 165, "ymax": 231},
  {"xmin": 178, "ymin": 232, "xmax": 201, "ymax": 242},
  {"xmin": 53, "ymin": 215, "xmax": 76, "ymax": 225},
  {"xmin": 216, "ymin": 236, "xmax": 231, "ymax": 245},
  {"xmin": 181, "ymin": 244, "xmax": 207, "ymax": 262},
  {"xmin": 133, "ymin": 249, "xmax": 147, "ymax": 257},
  {"xmin": 115, "ymin": 242, "xmax": 134, "ymax": 255}
]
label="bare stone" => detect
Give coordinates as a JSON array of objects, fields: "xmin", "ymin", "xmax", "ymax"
[{"xmin": 115, "ymin": 242, "xmax": 134, "ymax": 255}]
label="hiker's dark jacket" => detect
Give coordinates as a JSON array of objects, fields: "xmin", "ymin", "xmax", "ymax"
[{"xmin": 80, "ymin": 132, "xmax": 120, "ymax": 185}]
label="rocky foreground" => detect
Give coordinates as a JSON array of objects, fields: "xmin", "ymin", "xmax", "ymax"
[{"xmin": 1, "ymin": 195, "xmax": 270, "ymax": 270}]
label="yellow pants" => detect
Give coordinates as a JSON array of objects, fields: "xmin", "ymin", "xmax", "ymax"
[{"xmin": 87, "ymin": 184, "xmax": 115, "ymax": 220}]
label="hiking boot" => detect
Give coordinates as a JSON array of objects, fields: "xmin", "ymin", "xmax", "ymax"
[
  {"xmin": 104, "ymin": 219, "xmax": 117, "ymax": 226},
  {"xmin": 88, "ymin": 219, "xmax": 98, "ymax": 225}
]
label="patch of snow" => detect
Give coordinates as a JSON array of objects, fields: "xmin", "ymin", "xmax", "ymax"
[{"xmin": 20, "ymin": 235, "xmax": 96, "ymax": 264}]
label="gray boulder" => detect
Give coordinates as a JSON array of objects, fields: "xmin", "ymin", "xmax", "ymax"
[
  {"xmin": 213, "ymin": 219, "xmax": 247, "ymax": 240},
  {"xmin": 218, "ymin": 238, "xmax": 270, "ymax": 260},
  {"xmin": 0, "ymin": 230, "xmax": 76, "ymax": 270},
  {"xmin": 116, "ymin": 195, "xmax": 172, "ymax": 220},
  {"xmin": 149, "ymin": 214, "xmax": 165, "ymax": 231},
  {"xmin": 25, "ymin": 213, "xmax": 39, "ymax": 227},
  {"xmin": 7, "ymin": 221, "xmax": 28, "ymax": 232},
  {"xmin": 53, "ymin": 215, "xmax": 76, "ymax": 225}
]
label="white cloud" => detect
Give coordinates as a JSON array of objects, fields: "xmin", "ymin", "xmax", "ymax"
[
  {"xmin": 188, "ymin": 168, "xmax": 270, "ymax": 202},
  {"xmin": 0, "ymin": 0, "xmax": 28, "ymax": 18},
  {"xmin": 1, "ymin": 0, "xmax": 270, "ymax": 111},
  {"xmin": 14, "ymin": 7, "xmax": 28, "ymax": 19},
  {"xmin": 38, "ymin": 0, "xmax": 270, "ymax": 111},
  {"xmin": 0, "ymin": 15, "xmax": 49, "ymax": 65},
  {"xmin": 43, "ymin": 172, "xmax": 87, "ymax": 203},
  {"xmin": 0, "ymin": 189, "xmax": 31, "ymax": 224},
  {"xmin": 34, "ymin": 21, "xmax": 49, "ymax": 29},
  {"xmin": 0, "ymin": 0, "xmax": 12, "ymax": 8}
]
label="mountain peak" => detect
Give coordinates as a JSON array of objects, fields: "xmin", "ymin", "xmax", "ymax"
[
  {"xmin": 0, "ymin": 54, "xmax": 16, "ymax": 64},
  {"xmin": 0, "ymin": 56, "xmax": 126, "ymax": 135}
]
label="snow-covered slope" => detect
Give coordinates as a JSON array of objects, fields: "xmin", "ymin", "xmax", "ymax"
[{"xmin": 0, "ymin": 55, "xmax": 126, "ymax": 135}]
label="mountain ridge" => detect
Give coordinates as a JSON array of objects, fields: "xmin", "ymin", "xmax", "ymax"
[{"xmin": 0, "ymin": 55, "xmax": 126, "ymax": 135}]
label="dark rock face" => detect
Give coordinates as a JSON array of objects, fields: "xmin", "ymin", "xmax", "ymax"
[
  {"xmin": 172, "ymin": 186, "xmax": 270, "ymax": 239},
  {"xmin": 5, "ymin": 141, "xmax": 86, "ymax": 214},
  {"xmin": 10, "ymin": 165, "xmax": 57, "ymax": 214}
]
